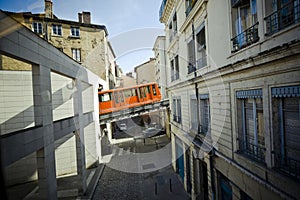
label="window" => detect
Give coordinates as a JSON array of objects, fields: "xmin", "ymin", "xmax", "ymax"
[
  {"xmin": 231, "ymin": 0, "xmax": 259, "ymax": 52},
  {"xmin": 72, "ymin": 49, "xmax": 81, "ymax": 62},
  {"xmin": 218, "ymin": 173, "xmax": 232, "ymax": 200},
  {"xmin": 52, "ymin": 24, "xmax": 62, "ymax": 36},
  {"xmin": 196, "ymin": 25, "xmax": 207, "ymax": 69},
  {"xmin": 172, "ymin": 97, "xmax": 181, "ymax": 123},
  {"xmin": 152, "ymin": 85, "xmax": 157, "ymax": 96},
  {"xmin": 190, "ymin": 97, "xmax": 198, "ymax": 131},
  {"xmin": 187, "ymin": 38, "xmax": 196, "ymax": 74},
  {"xmin": 32, "ymin": 22, "xmax": 43, "ymax": 34},
  {"xmin": 265, "ymin": 0, "xmax": 300, "ymax": 36},
  {"xmin": 199, "ymin": 94, "xmax": 210, "ymax": 135},
  {"xmin": 272, "ymin": 85, "xmax": 300, "ymax": 179},
  {"xmin": 169, "ymin": 13, "xmax": 177, "ymax": 42},
  {"xmin": 171, "ymin": 55, "xmax": 179, "ymax": 81},
  {"xmin": 71, "ymin": 27, "xmax": 80, "ymax": 37},
  {"xmin": 99, "ymin": 93, "xmax": 112, "ymax": 102},
  {"xmin": 236, "ymin": 89, "xmax": 265, "ymax": 163}
]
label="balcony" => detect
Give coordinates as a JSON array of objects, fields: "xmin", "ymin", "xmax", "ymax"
[
  {"xmin": 274, "ymin": 154, "xmax": 300, "ymax": 180},
  {"xmin": 187, "ymin": 63, "xmax": 196, "ymax": 74},
  {"xmin": 159, "ymin": 0, "xmax": 167, "ymax": 20},
  {"xmin": 238, "ymin": 134, "xmax": 266, "ymax": 164},
  {"xmin": 231, "ymin": 22, "xmax": 259, "ymax": 52},
  {"xmin": 159, "ymin": 0, "xmax": 176, "ymax": 23},
  {"xmin": 265, "ymin": 0, "xmax": 300, "ymax": 36},
  {"xmin": 186, "ymin": 0, "xmax": 198, "ymax": 17}
]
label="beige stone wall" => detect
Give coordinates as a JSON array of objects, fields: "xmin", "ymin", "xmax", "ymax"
[
  {"xmin": 135, "ymin": 59, "xmax": 156, "ymax": 84},
  {"xmin": 7, "ymin": 13, "xmax": 108, "ymax": 80}
]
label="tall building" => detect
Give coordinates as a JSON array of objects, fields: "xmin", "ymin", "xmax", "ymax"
[
  {"xmin": 134, "ymin": 58, "xmax": 156, "ymax": 84},
  {"xmin": 159, "ymin": 0, "xmax": 300, "ymax": 199},
  {"xmin": 2, "ymin": 0, "xmax": 120, "ymax": 89},
  {"xmin": 153, "ymin": 36, "xmax": 168, "ymax": 99}
]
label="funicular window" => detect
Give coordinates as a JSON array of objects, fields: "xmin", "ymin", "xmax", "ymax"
[
  {"xmin": 114, "ymin": 92, "xmax": 119, "ymax": 103},
  {"xmin": 147, "ymin": 86, "xmax": 151, "ymax": 94},
  {"xmin": 119, "ymin": 92, "xmax": 124, "ymax": 102},
  {"xmin": 152, "ymin": 85, "xmax": 157, "ymax": 96},
  {"xmin": 99, "ymin": 93, "xmax": 112, "ymax": 102},
  {"xmin": 124, "ymin": 89, "xmax": 132, "ymax": 98}
]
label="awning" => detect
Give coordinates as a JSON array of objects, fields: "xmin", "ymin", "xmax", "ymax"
[
  {"xmin": 236, "ymin": 89, "xmax": 262, "ymax": 99},
  {"xmin": 271, "ymin": 85, "xmax": 300, "ymax": 98}
]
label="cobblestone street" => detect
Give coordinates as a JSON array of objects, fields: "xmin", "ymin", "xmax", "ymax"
[{"xmin": 92, "ymin": 135, "xmax": 189, "ymax": 200}]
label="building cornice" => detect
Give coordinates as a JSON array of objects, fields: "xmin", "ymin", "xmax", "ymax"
[{"xmin": 3, "ymin": 10, "xmax": 108, "ymax": 36}]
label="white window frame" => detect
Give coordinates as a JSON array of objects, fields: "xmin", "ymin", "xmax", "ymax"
[
  {"xmin": 52, "ymin": 24, "xmax": 62, "ymax": 36},
  {"xmin": 32, "ymin": 22, "xmax": 43, "ymax": 34},
  {"xmin": 70, "ymin": 27, "xmax": 80, "ymax": 37},
  {"xmin": 72, "ymin": 48, "xmax": 81, "ymax": 62}
]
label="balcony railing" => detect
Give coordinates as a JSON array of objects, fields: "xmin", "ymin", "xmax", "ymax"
[
  {"xmin": 231, "ymin": 22, "xmax": 259, "ymax": 52},
  {"xmin": 238, "ymin": 135, "xmax": 266, "ymax": 164},
  {"xmin": 186, "ymin": 0, "xmax": 198, "ymax": 17},
  {"xmin": 265, "ymin": 0, "xmax": 300, "ymax": 36},
  {"xmin": 159, "ymin": 0, "xmax": 167, "ymax": 20},
  {"xmin": 187, "ymin": 63, "xmax": 196, "ymax": 74},
  {"xmin": 275, "ymin": 154, "xmax": 300, "ymax": 180}
]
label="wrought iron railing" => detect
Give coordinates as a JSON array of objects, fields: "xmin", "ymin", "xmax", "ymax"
[
  {"xmin": 159, "ymin": 0, "xmax": 167, "ymax": 20},
  {"xmin": 231, "ymin": 22, "xmax": 259, "ymax": 52},
  {"xmin": 238, "ymin": 135, "xmax": 266, "ymax": 164},
  {"xmin": 265, "ymin": 0, "xmax": 300, "ymax": 36},
  {"xmin": 186, "ymin": 0, "xmax": 198, "ymax": 17},
  {"xmin": 187, "ymin": 63, "xmax": 196, "ymax": 74},
  {"xmin": 274, "ymin": 154, "xmax": 300, "ymax": 180}
]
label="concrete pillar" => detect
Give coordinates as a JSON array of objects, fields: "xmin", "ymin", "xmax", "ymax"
[
  {"xmin": 73, "ymin": 79, "xmax": 87, "ymax": 194},
  {"xmin": 32, "ymin": 65, "xmax": 57, "ymax": 200}
]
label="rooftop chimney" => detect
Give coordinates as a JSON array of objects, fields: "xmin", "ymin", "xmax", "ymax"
[
  {"xmin": 44, "ymin": 0, "xmax": 53, "ymax": 18},
  {"xmin": 78, "ymin": 12, "xmax": 91, "ymax": 24}
]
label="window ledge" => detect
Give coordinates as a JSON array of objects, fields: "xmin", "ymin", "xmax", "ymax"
[
  {"xmin": 69, "ymin": 35, "xmax": 81, "ymax": 39},
  {"xmin": 51, "ymin": 34, "xmax": 63, "ymax": 37}
]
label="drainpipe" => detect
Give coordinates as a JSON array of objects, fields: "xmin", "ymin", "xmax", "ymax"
[{"xmin": 209, "ymin": 149, "xmax": 215, "ymax": 200}]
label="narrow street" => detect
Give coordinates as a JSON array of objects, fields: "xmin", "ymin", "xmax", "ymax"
[{"xmin": 93, "ymin": 135, "xmax": 189, "ymax": 200}]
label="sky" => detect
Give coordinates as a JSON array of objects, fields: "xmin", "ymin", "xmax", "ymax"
[{"xmin": 0, "ymin": 0, "xmax": 165, "ymax": 73}]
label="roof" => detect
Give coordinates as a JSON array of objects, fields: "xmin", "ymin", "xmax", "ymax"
[{"xmin": 3, "ymin": 10, "xmax": 109, "ymax": 36}]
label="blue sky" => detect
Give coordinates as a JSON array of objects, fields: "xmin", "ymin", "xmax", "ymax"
[{"xmin": 0, "ymin": 0, "xmax": 165, "ymax": 73}]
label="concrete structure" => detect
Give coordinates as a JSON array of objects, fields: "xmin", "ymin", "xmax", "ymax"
[
  {"xmin": 134, "ymin": 58, "xmax": 156, "ymax": 84},
  {"xmin": 159, "ymin": 0, "xmax": 300, "ymax": 199},
  {"xmin": 3, "ymin": 0, "xmax": 120, "ymax": 90},
  {"xmin": 0, "ymin": 11, "xmax": 104, "ymax": 199},
  {"xmin": 153, "ymin": 36, "xmax": 168, "ymax": 99}
]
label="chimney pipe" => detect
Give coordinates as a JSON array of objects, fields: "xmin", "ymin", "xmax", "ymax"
[
  {"xmin": 78, "ymin": 11, "xmax": 91, "ymax": 24},
  {"xmin": 44, "ymin": 0, "xmax": 53, "ymax": 18}
]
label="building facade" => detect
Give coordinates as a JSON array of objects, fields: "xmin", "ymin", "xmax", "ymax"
[
  {"xmin": 153, "ymin": 36, "xmax": 168, "ymax": 99},
  {"xmin": 3, "ymin": 0, "xmax": 120, "ymax": 90},
  {"xmin": 134, "ymin": 58, "xmax": 156, "ymax": 84},
  {"xmin": 159, "ymin": 0, "xmax": 300, "ymax": 199}
]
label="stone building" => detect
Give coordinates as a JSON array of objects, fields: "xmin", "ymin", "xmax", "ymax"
[
  {"xmin": 134, "ymin": 58, "xmax": 156, "ymax": 84},
  {"xmin": 159, "ymin": 0, "xmax": 300, "ymax": 199},
  {"xmin": 2, "ymin": 0, "xmax": 119, "ymax": 89},
  {"xmin": 153, "ymin": 36, "xmax": 168, "ymax": 99}
]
